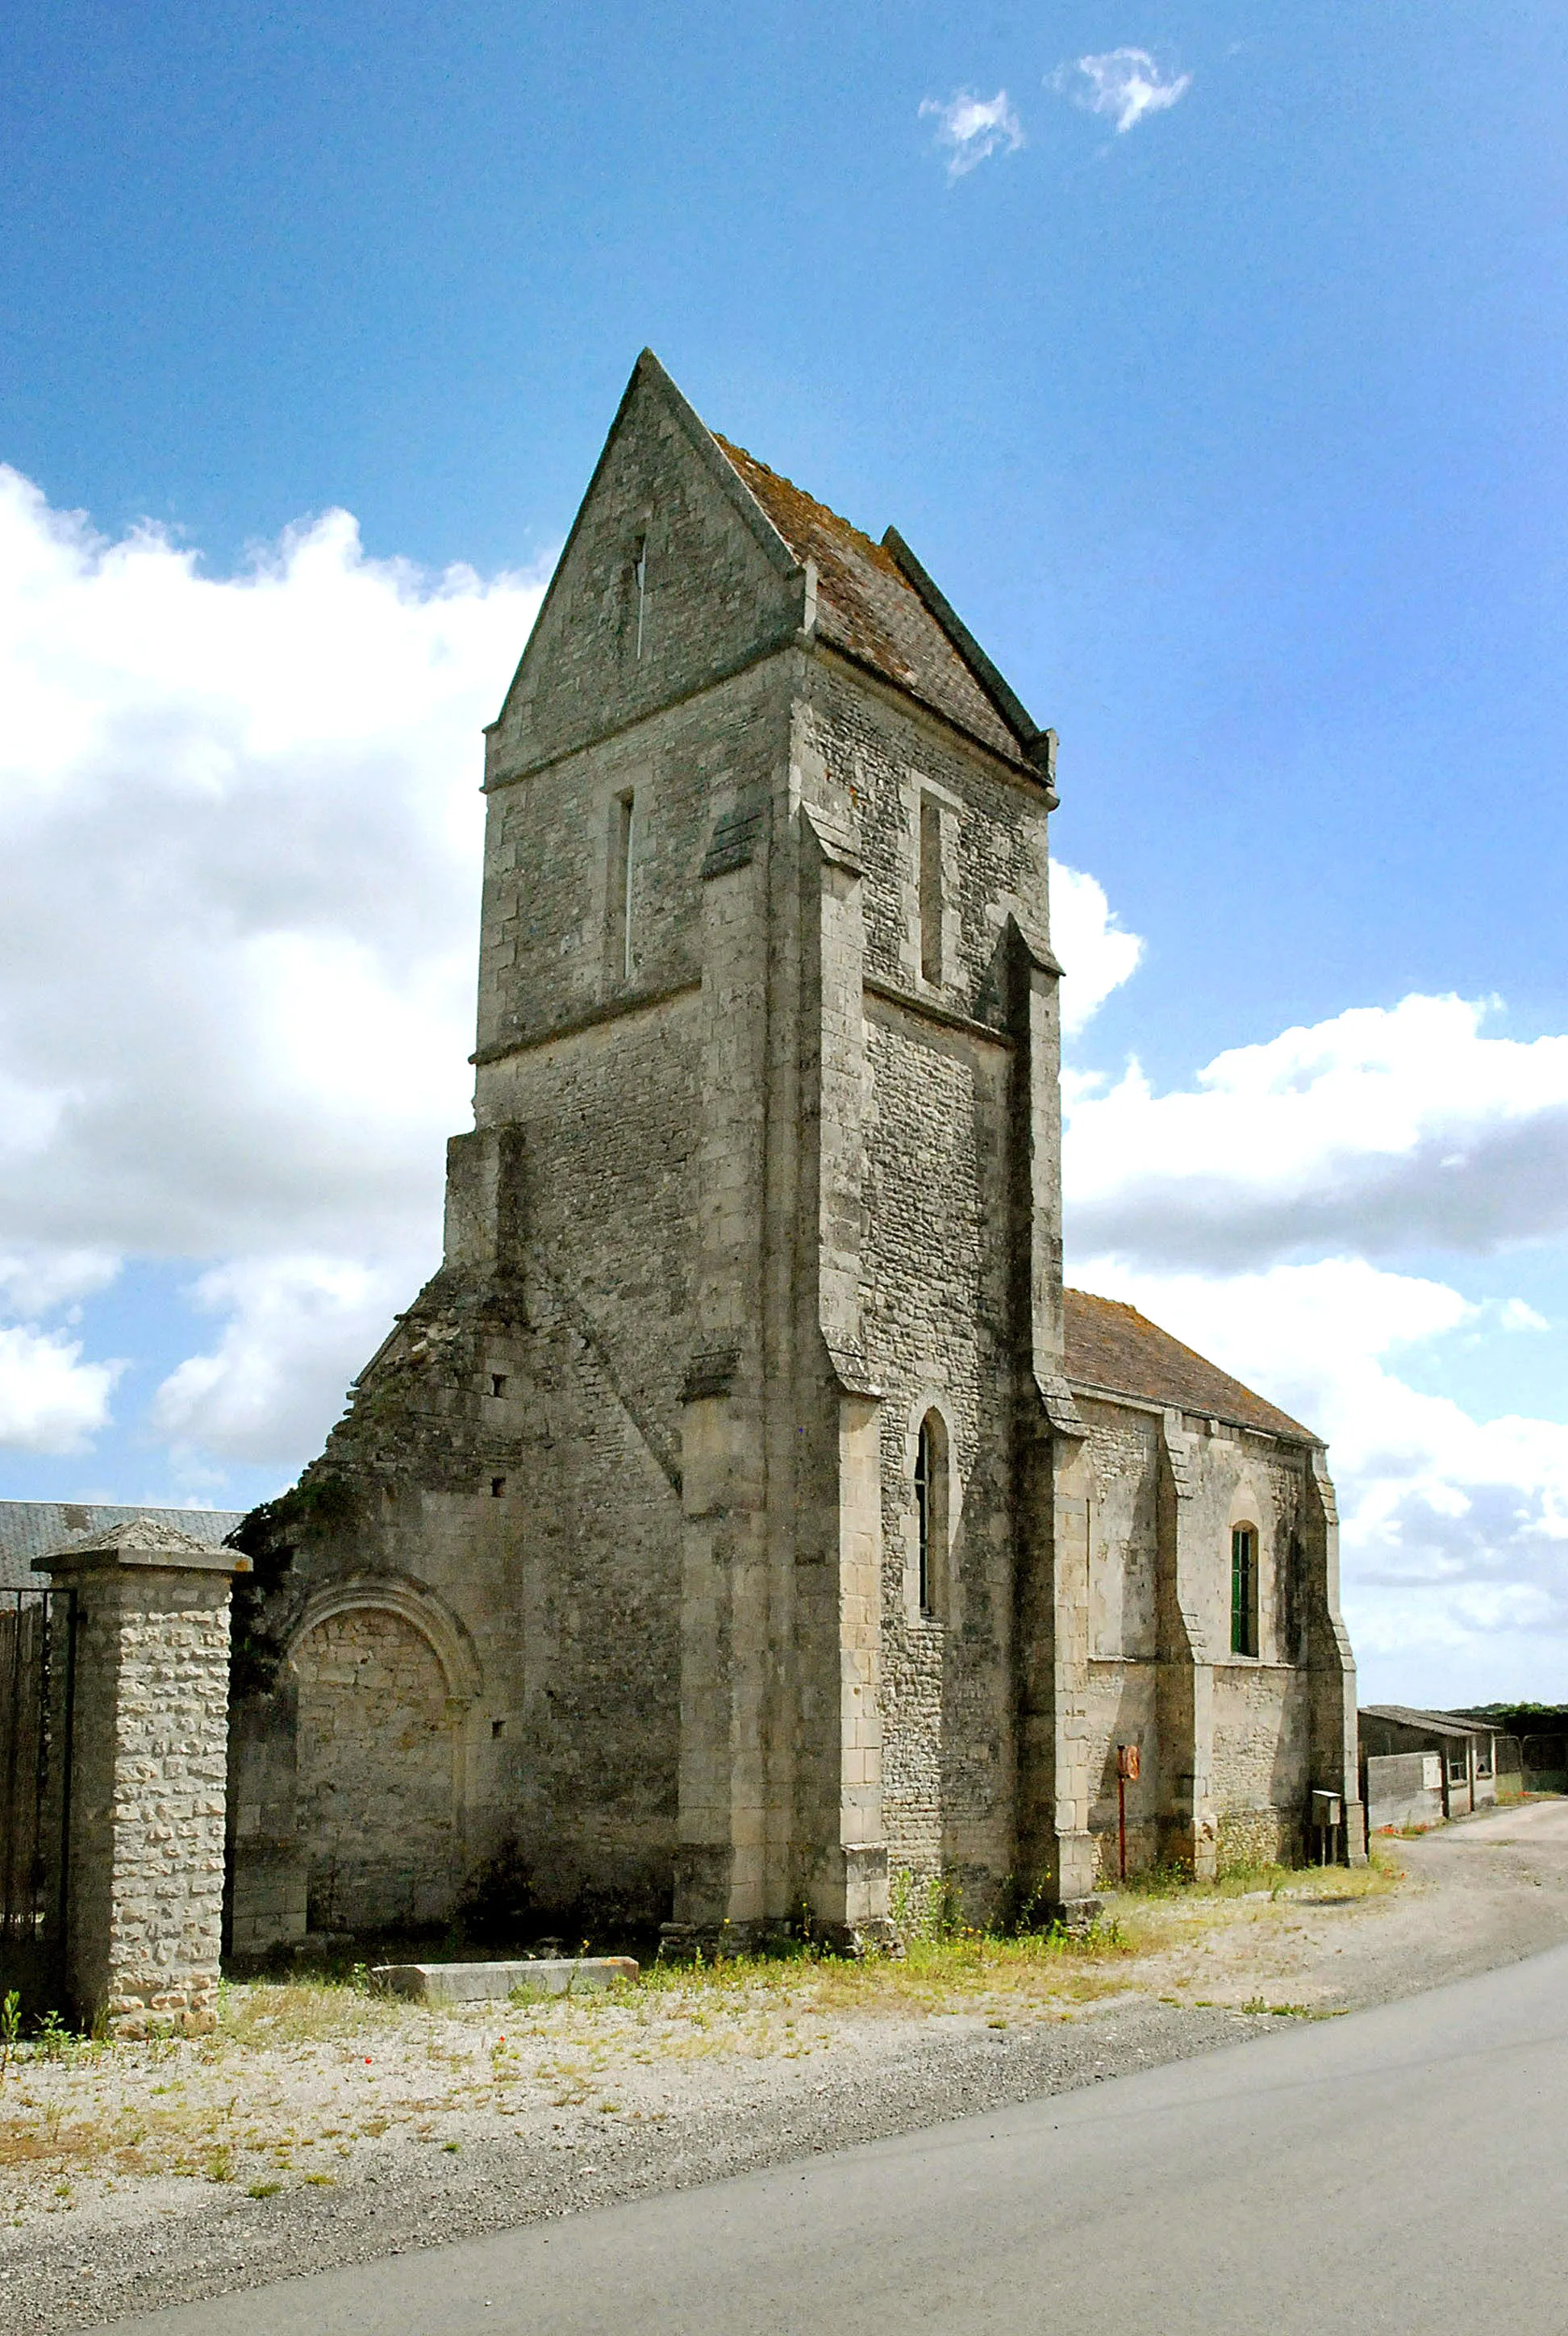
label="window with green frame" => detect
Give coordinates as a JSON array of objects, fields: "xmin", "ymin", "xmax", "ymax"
[{"xmin": 1230, "ymin": 1525, "xmax": 1258, "ymax": 1657}]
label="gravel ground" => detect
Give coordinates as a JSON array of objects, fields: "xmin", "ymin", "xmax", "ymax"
[
  {"xmin": 0, "ymin": 1995, "xmax": 1260, "ymax": 2336},
  {"xmin": 4, "ymin": 1796, "xmax": 1566, "ymax": 2336}
]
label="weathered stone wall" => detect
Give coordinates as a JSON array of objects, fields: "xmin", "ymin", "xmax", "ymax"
[
  {"xmin": 1073, "ymin": 1398, "xmax": 1320, "ymax": 1877},
  {"xmin": 486, "ymin": 372, "xmax": 801, "ymax": 786},
  {"xmin": 791, "ymin": 657, "xmax": 1052, "ymax": 1917},
  {"xmin": 1081, "ymin": 1406, "xmax": 1160, "ymax": 1878},
  {"xmin": 1178, "ymin": 1425, "xmax": 1314, "ymax": 1858},
  {"xmin": 227, "ymin": 978, "xmax": 700, "ymax": 1938},
  {"xmin": 1085, "ymin": 1408, "xmax": 1160, "ymax": 1662},
  {"xmin": 228, "ymin": 452, "xmax": 790, "ymax": 1946},
  {"xmin": 1160, "ymin": 1421, "xmax": 1303, "ymax": 1664},
  {"xmin": 799, "ymin": 658, "xmax": 1052, "ymax": 1016},
  {"xmin": 1085, "ymin": 1663, "xmax": 1161, "ymax": 1881},
  {"xmin": 865, "ymin": 1005, "xmax": 1013, "ymax": 1902},
  {"xmin": 477, "ymin": 658, "xmax": 782, "ymax": 1059},
  {"xmin": 1212, "ymin": 1663, "xmax": 1308, "ymax": 1867},
  {"xmin": 293, "ymin": 1608, "xmax": 458, "ymax": 1932},
  {"xmin": 227, "ymin": 1671, "xmax": 306, "ymax": 1959}
]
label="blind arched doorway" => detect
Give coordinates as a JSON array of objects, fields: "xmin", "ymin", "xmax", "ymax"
[{"xmin": 290, "ymin": 1604, "xmax": 460, "ymax": 1933}]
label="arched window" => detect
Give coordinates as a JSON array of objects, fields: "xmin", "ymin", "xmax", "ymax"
[
  {"xmin": 1230, "ymin": 1525, "xmax": 1258, "ymax": 1657},
  {"xmin": 915, "ymin": 1410, "xmax": 949, "ymax": 1618}
]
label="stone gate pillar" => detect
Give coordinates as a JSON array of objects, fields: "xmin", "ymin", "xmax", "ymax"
[{"xmin": 37, "ymin": 1519, "xmax": 248, "ymax": 2034}]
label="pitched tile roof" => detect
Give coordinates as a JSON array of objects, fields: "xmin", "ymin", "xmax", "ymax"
[
  {"xmin": 1063, "ymin": 1288, "xmax": 1317, "ymax": 1444},
  {"xmin": 714, "ymin": 436, "xmax": 1031, "ymax": 768},
  {"xmin": 0, "ymin": 1503, "xmax": 244, "ymax": 1591}
]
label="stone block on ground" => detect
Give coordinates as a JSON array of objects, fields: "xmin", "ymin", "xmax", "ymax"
[{"xmin": 370, "ymin": 1956, "xmax": 639, "ymax": 2003}]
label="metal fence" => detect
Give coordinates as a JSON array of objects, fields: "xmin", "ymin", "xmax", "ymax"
[
  {"xmin": 0, "ymin": 1587, "xmax": 76, "ymax": 2001},
  {"xmin": 1522, "ymin": 1733, "xmax": 1568, "ymax": 1796}
]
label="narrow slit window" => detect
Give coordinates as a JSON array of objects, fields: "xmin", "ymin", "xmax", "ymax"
[
  {"xmin": 915, "ymin": 1411, "xmax": 948, "ymax": 1618},
  {"xmin": 919, "ymin": 795, "xmax": 944, "ymax": 984},
  {"xmin": 490, "ymin": 1373, "xmax": 507, "ymax": 1398},
  {"xmin": 632, "ymin": 535, "xmax": 648, "ymax": 660},
  {"xmin": 611, "ymin": 790, "xmax": 636, "ymax": 982},
  {"xmin": 490, "ymin": 1475, "xmax": 507, "ymax": 1500},
  {"xmin": 1230, "ymin": 1525, "xmax": 1258, "ymax": 1657}
]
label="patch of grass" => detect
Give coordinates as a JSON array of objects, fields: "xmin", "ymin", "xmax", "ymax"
[
  {"xmin": 0, "ymin": 2117, "xmax": 110, "ymax": 2171},
  {"xmin": 219, "ymin": 1980, "xmax": 400, "ymax": 2052},
  {"xmin": 247, "ymin": 2180, "xmax": 282, "ymax": 2199},
  {"xmin": 1246, "ymin": 2000, "xmax": 1345, "ymax": 2021},
  {"xmin": 631, "ymin": 1924, "xmax": 1136, "ymax": 2028},
  {"xmin": 1115, "ymin": 1851, "xmax": 1401, "ymax": 1907},
  {"xmin": 644, "ymin": 1907, "xmax": 1132, "ymax": 2000}
]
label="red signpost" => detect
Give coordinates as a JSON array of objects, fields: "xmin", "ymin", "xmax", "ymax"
[{"xmin": 1116, "ymin": 1744, "xmax": 1141, "ymax": 1882}]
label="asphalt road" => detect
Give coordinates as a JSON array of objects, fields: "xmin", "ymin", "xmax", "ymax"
[{"xmin": 101, "ymin": 1939, "xmax": 1568, "ymax": 2336}]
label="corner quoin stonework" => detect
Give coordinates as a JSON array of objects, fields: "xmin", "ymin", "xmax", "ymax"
[
  {"xmin": 227, "ymin": 349, "xmax": 1363, "ymax": 1956},
  {"xmin": 38, "ymin": 1520, "xmax": 248, "ymax": 2035}
]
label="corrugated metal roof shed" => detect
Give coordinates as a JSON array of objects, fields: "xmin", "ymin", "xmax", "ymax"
[{"xmin": 1360, "ymin": 1704, "xmax": 1497, "ymax": 1741}]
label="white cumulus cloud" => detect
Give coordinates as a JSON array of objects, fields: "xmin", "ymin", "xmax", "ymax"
[
  {"xmin": 920, "ymin": 89, "xmax": 1025, "ymax": 178},
  {"xmin": 0, "ymin": 465, "xmax": 546, "ymax": 1477},
  {"xmin": 0, "ymin": 1249, "xmax": 120, "ymax": 1319},
  {"xmin": 1065, "ymin": 993, "xmax": 1568, "ymax": 1270},
  {"xmin": 1053, "ymin": 863, "xmax": 1144, "ymax": 1037},
  {"xmin": 1053, "ymin": 48, "xmax": 1191, "ymax": 135},
  {"xmin": 150, "ymin": 1255, "xmax": 412, "ymax": 1466},
  {"xmin": 0, "ymin": 1324, "xmax": 122, "ymax": 1454}
]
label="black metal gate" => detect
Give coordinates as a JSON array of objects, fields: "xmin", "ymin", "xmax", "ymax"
[{"xmin": 0, "ymin": 1587, "xmax": 76, "ymax": 2003}]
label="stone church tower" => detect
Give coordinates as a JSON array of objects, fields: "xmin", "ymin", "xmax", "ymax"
[{"xmin": 228, "ymin": 353, "xmax": 1362, "ymax": 1956}]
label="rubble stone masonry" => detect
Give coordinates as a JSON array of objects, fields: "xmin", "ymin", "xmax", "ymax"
[{"xmin": 40, "ymin": 1521, "xmax": 240, "ymax": 2034}]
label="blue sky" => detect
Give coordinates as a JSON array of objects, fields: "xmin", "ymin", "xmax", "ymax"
[{"xmin": 3, "ymin": 2, "xmax": 1567, "ymax": 1704}]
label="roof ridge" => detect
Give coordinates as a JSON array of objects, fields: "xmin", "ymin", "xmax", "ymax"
[
  {"xmin": 712, "ymin": 435, "xmax": 901, "ymax": 574},
  {"xmin": 711, "ymin": 429, "xmax": 1037, "ymax": 770},
  {"xmin": 881, "ymin": 526, "xmax": 1052, "ymax": 777}
]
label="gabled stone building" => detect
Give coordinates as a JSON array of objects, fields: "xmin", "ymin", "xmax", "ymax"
[{"xmin": 228, "ymin": 352, "xmax": 1362, "ymax": 1957}]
